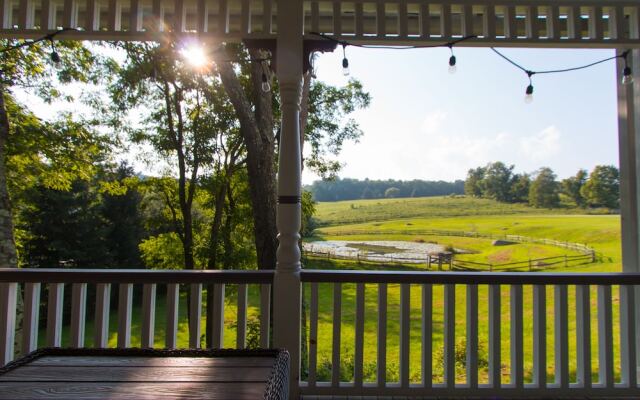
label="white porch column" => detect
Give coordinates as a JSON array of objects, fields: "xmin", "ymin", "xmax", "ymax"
[
  {"xmin": 618, "ymin": 48, "xmax": 640, "ymax": 273},
  {"xmin": 617, "ymin": 47, "xmax": 640, "ymax": 372},
  {"xmin": 273, "ymin": 1, "xmax": 304, "ymax": 398}
]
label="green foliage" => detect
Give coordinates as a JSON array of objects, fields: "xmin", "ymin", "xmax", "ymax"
[
  {"xmin": 529, "ymin": 167, "xmax": 560, "ymax": 208},
  {"xmin": 384, "ymin": 187, "xmax": 400, "ymax": 198},
  {"xmin": 482, "ymin": 162, "xmax": 515, "ymax": 202},
  {"xmin": 464, "ymin": 166, "xmax": 485, "ymax": 197},
  {"xmin": 581, "ymin": 165, "xmax": 620, "ymax": 209},
  {"xmin": 301, "ymin": 190, "xmax": 317, "ymax": 238},
  {"xmin": 5, "ymin": 97, "xmax": 111, "ymax": 195},
  {"xmin": 561, "ymin": 169, "xmax": 588, "ymax": 207},
  {"xmin": 307, "ymin": 177, "xmax": 464, "ymax": 201},
  {"xmin": 138, "ymin": 233, "xmax": 185, "ymax": 270}
]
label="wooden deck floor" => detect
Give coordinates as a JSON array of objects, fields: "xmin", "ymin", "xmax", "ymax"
[{"xmin": 0, "ymin": 354, "xmax": 277, "ymax": 399}]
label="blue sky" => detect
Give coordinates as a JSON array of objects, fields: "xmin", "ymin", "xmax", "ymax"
[{"xmin": 303, "ymin": 46, "xmax": 620, "ymax": 184}]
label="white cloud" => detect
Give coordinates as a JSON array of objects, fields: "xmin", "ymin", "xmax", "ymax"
[
  {"xmin": 519, "ymin": 126, "xmax": 561, "ymax": 161},
  {"xmin": 421, "ymin": 110, "xmax": 448, "ymax": 135}
]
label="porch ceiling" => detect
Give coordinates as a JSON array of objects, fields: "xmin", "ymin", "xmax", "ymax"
[{"xmin": 0, "ymin": 0, "xmax": 638, "ymax": 48}]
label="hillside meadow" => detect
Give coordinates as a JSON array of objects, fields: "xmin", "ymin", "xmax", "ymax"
[{"xmin": 303, "ymin": 195, "xmax": 624, "ymax": 383}]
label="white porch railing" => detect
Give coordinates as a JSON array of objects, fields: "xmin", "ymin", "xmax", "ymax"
[
  {"xmin": 299, "ymin": 270, "xmax": 640, "ymax": 398},
  {"xmin": 1, "ymin": 268, "xmax": 640, "ymax": 398},
  {"xmin": 0, "ymin": 268, "xmax": 273, "ymax": 365},
  {"xmin": 1, "ymin": 0, "xmax": 638, "ymax": 47}
]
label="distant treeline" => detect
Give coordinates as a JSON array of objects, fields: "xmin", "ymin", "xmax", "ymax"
[{"xmin": 305, "ymin": 178, "xmax": 465, "ymax": 201}]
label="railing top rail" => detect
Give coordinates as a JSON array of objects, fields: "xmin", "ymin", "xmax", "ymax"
[
  {"xmin": 0, "ymin": 268, "xmax": 274, "ymax": 284},
  {"xmin": 301, "ymin": 269, "xmax": 640, "ymax": 285}
]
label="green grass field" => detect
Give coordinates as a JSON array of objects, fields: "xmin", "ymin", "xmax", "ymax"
[
  {"xmin": 302, "ymin": 195, "xmax": 624, "ymax": 383},
  {"xmin": 28, "ymin": 196, "xmax": 624, "ymax": 385}
]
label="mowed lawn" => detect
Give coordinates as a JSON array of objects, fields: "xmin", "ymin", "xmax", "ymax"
[{"xmin": 302, "ymin": 196, "xmax": 624, "ymax": 384}]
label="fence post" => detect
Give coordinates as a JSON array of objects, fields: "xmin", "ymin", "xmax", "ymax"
[
  {"xmin": 529, "ymin": 259, "xmax": 532, "ymax": 271},
  {"xmin": 564, "ymin": 255, "xmax": 568, "ymax": 267}
]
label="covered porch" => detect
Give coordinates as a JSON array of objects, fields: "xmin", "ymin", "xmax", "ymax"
[{"xmin": 1, "ymin": 0, "xmax": 640, "ymax": 398}]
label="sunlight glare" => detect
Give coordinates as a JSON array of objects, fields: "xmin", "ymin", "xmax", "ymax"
[{"xmin": 181, "ymin": 44, "xmax": 208, "ymax": 69}]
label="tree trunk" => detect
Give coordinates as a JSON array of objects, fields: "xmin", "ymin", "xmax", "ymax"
[
  {"xmin": 0, "ymin": 86, "xmax": 17, "ymax": 269},
  {"xmin": 0, "ymin": 84, "xmax": 22, "ymax": 357},
  {"xmin": 217, "ymin": 53, "xmax": 278, "ymax": 270},
  {"xmin": 206, "ymin": 182, "xmax": 228, "ymax": 270}
]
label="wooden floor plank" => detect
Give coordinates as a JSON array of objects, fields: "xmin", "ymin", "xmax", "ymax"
[
  {"xmin": 0, "ymin": 365, "xmax": 272, "ymax": 382},
  {"xmin": 0, "ymin": 382, "xmax": 268, "ymax": 399},
  {"xmin": 30, "ymin": 356, "xmax": 276, "ymax": 367}
]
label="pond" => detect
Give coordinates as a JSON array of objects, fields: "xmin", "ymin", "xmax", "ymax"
[{"xmin": 302, "ymin": 240, "xmax": 447, "ymax": 264}]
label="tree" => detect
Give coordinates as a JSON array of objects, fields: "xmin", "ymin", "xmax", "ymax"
[
  {"xmin": 107, "ymin": 42, "xmax": 234, "ymax": 271},
  {"xmin": 510, "ymin": 173, "xmax": 530, "ymax": 203},
  {"xmin": 217, "ymin": 45, "xmax": 369, "ymax": 269},
  {"xmin": 529, "ymin": 167, "xmax": 559, "ymax": 208},
  {"xmin": 385, "ymin": 187, "xmax": 400, "ymax": 198},
  {"xmin": 483, "ymin": 162, "xmax": 514, "ymax": 202},
  {"xmin": 562, "ymin": 169, "xmax": 588, "ymax": 207},
  {"xmin": 464, "ymin": 167, "xmax": 485, "ymax": 197},
  {"xmin": 581, "ymin": 165, "xmax": 620, "ymax": 208},
  {"xmin": 0, "ymin": 38, "xmax": 98, "ymax": 268}
]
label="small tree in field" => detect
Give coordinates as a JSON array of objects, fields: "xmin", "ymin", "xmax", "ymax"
[
  {"xmin": 529, "ymin": 167, "xmax": 559, "ymax": 208},
  {"xmin": 581, "ymin": 165, "xmax": 619, "ymax": 209},
  {"xmin": 385, "ymin": 187, "xmax": 400, "ymax": 198},
  {"xmin": 561, "ymin": 169, "xmax": 588, "ymax": 207}
]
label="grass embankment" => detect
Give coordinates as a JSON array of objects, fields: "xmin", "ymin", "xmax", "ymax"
[{"xmin": 303, "ymin": 195, "xmax": 622, "ymax": 384}]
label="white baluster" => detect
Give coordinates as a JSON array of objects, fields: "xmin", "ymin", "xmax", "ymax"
[
  {"xmin": 598, "ymin": 285, "xmax": 614, "ymax": 387},
  {"xmin": 46, "ymin": 283, "xmax": 64, "ymax": 347},
  {"xmin": 489, "ymin": 284, "xmax": 501, "ymax": 388},
  {"xmin": 236, "ymin": 283, "xmax": 247, "ymax": 349},
  {"xmin": 510, "ymin": 284, "xmax": 523, "ymax": 389},
  {"xmin": 141, "ymin": 283, "xmax": 156, "ymax": 348},
  {"xmin": 22, "ymin": 282, "xmax": 40, "ymax": 354},
  {"xmin": 166, "ymin": 283, "xmax": 179, "ymax": 348},
  {"xmin": 576, "ymin": 285, "xmax": 591, "ymax": 388},
  {"xmin": 533, "ymin": 284, "xmax": 547, "ymax": 388},
  {"xmin": 117, "ymin": 283, "xmax": 133, "ymax": 348},
  {"xmin": 190, "ymin": 283, "xmax": 202, "ymax": 349},
  {"xmin": 165, "ymin": 283, "xmax": 180, "ymax": 349},
  {"xmin": 0, "ymin": 283, "xmax": 17, "ymax": 365},
  {"xmin": 70, "ymin": 283, "xmax": 87, "ymax": 348},
  {"xmin": 308, "ymin": 282, "xmax": 318, "ymax": 386},
  {"xmin": 331, "ymin": 282, "xmax": 342, "ymax": 387},
  {"xmin": 554, "ymin": 285, "xmax": 569, "ymax": 389},
  {"xmin": 377, "ymin": 282, "xmax": 387, "ymax": 388},
  {"xmin": 444, "ymin": 283, "xmax": 455, "ymax": 389},
  {"xmin": 400, "ymin": 283, "xmax": 411, "ymax": 388},
  {"xmin": 466, "ymin": 284, "xmax": 478, "ymax": 389},
  {"xmin": 260, "ymin": 284, "xmax": 271, "ymax": 348},
  {"xmin": 354, "ymin": 283, "xmax": 365, "ymax": 388},
  {"xmin": 422, "ymin": 283, "xmax": 432, "ymax": 388},
  {"xmin": 620, "ymin": 284, "xmax": 637, "ymax": 387},
  {"xmin": 94, "ymin": 283, "xmax": 110, "ymax": 347}
]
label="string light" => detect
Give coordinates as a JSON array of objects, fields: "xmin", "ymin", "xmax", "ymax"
[
  {"xmin": 448, "ymin": 45, "xmax": 457, "ymax": 74},
  {"xmin": 311, "ymin": 32, "xmax": 475, "ymax": 78},
  {"xmin": 0, "ymin": 28, "xmax": 76, "ymax": 67},
  {"xmin": 341, "ymin": 44, "xmax": 350, "ymax": 76},
  {"xmin": 622, "ymin": 51, "xmax": 633, "ymax": 85},
  {"xmin": 261, "ymin": 61, "xmax": 271, "ymax": 93},
  {"xmin": 525, "ymin": 72, "xmax": 534, "ymax": 104},
  {"xmin": 49, "ymin": 39, "xmax": 61, "ymax": 64}
]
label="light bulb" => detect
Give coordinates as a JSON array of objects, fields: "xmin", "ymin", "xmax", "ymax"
[
  {"xmin": 342, "ymin": 57, "xmax": 350, "ymax": 76},
  {"xmin": 448, "ymin": 55, "xmax": 457, "ymax": 74},
  {"xmin": 261, "ymin": 73, "xmax": 271, "ymax": 93},
  {"xmin": 50, "ymin": 50, "xmax": 61, "ymax": 64},
  {"xmin": 622, "ymin": 67, "xmax": 633, "ymax": 85},
  {"xmin": 524, "ymin": 84, "xmax": 534, "ymax": 104}
]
